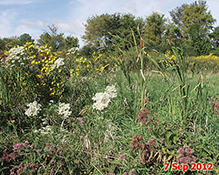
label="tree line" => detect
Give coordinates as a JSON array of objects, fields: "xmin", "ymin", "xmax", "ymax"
[{"xmin": 1, "ymin": 0, "xmax": 219, "ymax": 56}]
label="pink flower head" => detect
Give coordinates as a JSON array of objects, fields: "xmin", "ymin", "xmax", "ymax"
[
  {"xmin": 146, "ymin": 139, "xmax": 156, "ymax": 146},
  {"xmin": 1, "ymin": 149, "xmax": 16, "ymax": 163},
  {"xmin": 177, "ymin": 148, "xmax": 185, "ymax": 155},
  {"xmin": 119, "ymin": 153, "xmax": 127, "ymax": 160},
  {"xmin": 36, "ymin": 149, "xmax": 42, "ymax": 153},
  {"xmin": 13, "ymin": 143, "xmax": 26, "ymax": 151},
  {"xmin": 184, "ymin": 145, "xmax": 194, "ymax": 154},
  {"xmin": 77, "ymin": 117, "xmax": 84, "ymax": 126},
  {"xmin": 129, "ymin": 169, "xmax": 135, "ymax": 175}
]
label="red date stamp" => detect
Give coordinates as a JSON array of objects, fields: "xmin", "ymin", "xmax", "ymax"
[{"xmin": 164, "ymin": 162, "xmax": 213, "ymax": 172}]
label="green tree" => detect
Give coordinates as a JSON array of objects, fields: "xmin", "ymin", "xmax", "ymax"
[
  {"xmin": 209, "ymin": 26, "xmax": 219, "ymax": 55},
  {"xmin": 82, "ymin": 13, "xmax": 119, "ymax": 48},
  {"xmin": 38, "ymin": 24, "xmax": 79, "ymax": 52},
  {"xmin": 169, "ymin": 0, "xmax": 216, "ymax": 55},
  {"xmin": 38, "ymin": 24, "xmax": 65, "ymax": 52},
  {"xmin": 82, "ymin": 13, "xmax": 144, "ymax": 50},
  {"xmin": 143, "ymin": 12, "xmax": 170, "ymax": 52},
  {"xmin": 0, "ymin": 36, "xmax": 19, "ymax": 51},
  {"xmin": 18, "ymin": 33, "xmax": 34, "ymax": 46},
  {"xmin": 64, "ymin": 35, "xmax": 79, "ymax": 50}
]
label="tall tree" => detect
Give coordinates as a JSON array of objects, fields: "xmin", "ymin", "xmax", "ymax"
[
  {"xmin": 209, "ymin": 26, "xmax": 219, "ymax": 55},
  {"xmin": 38, "ymin": 24, "xmax": 79, "ymax": 52},
  {"xmin": 169, "ymin": 0, "xmax": 216, "ymax": 55},
  {"xmin": 65, "ymin": 36, "xmax": 79, "ymax": 50},
  {"xmin": 143, "ymin": 12, "xmax": 169, "ymax": 52},
  {"xmin": 38, "ymin": 24, "xmax": 66, "ymax": 52},
  {"xmin": 18, "ymin": 33, "xmax": 34, "ymax": 46},
  {"xmin": 82, "ymin": 13, "xmax": 144, "ymax": 50}
]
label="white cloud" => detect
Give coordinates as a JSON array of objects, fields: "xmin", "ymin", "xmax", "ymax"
[
  {"xmin": 0, "ymin": 0, "xmax": 36, "ymax": 5},
  {"xmin": 17, "ymin": 20, "xmax": 47, "ymax": 28},
  {"xmin": 48, "ymin": 18, "xmax": 85, "ymax": 47},
  {"xmin": 50, "ymin": 19, "xmax": 84, "ymax": 35},
  {"xmin": 15, "ymin": 20, "xmax": 47, "ymax": 39},
  {"xmin": 0, "ymin": 10, "xmax": 17, "ymax": 37}
]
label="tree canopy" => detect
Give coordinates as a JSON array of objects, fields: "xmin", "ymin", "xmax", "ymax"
[
  {"xmin": 82, "ymin": 13, "xmax": 144, "ymax": 50},
  {"xmin": 169, "ymin": 0, "xmax": 216, "ymax": 55},
  {"xmin": 38, "ymin": 24, "xmax": 79, "ymax": 52}
]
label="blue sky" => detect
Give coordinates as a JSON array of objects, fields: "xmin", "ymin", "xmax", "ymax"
[{"xmin": 1, "ymin": 0, "xmax": 219, "ymax": 47}]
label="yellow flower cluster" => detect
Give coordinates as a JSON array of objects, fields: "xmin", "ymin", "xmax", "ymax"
[
  {"xmin": 190, "ymin": 53, "xmax": 219, "ymax": 64},
  {"xmin": 163, "ymin": 50, "xmax": 176, "ymax": 68},
  {"xmin": 69, "ymin": 57, "xmax": 92, "ymax": 80},
  {"xmin": 3, "ymin": 42, "xmax": 65, "ymax": 97},
  {"xmin": 164, "ymin": 51, "xmax": 219, "ymax": 70}
]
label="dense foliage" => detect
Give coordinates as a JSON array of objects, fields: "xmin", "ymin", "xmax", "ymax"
[{"xmin": 0, "ymin": 1, "xmax": 219, "ymax": 175}]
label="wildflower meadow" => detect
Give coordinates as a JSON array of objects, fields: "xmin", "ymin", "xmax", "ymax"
[{"xmin": 1, "ymin": 32, "xmax": 219, "ymax": 175}]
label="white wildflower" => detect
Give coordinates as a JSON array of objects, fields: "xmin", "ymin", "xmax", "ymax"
[
  {"xmin": 51, "ymin": 58, "xmax": 64, "ymax": 70},
  {"xmin": 105, "ymin": 85, "xmax": 117, "ymax": 98},
  {"xmin": 58, "ymin": 102, "xmax": 72, "ymax": 119},
  {"xmin": 92, "ymin": 92, "xmax": 111, "ymax": 111},
  {"xmin": 25, "ymin": 101, "xmax": 41, "ymax": 117},
  {"xmin": 49, "ymin": 100, "xmax": 54, "ymax": 105},
  {"xmin": 4, "ymin": 46, "xmax": 25, "ymax": 68},
  {"xmin": 67, "ymin": 47, "xmax": 79, "ymax": 55},
  {"xmin": 92, "ymin": 85, "xmax": 117, "ymax": 111},
  {"xmin": 33, "ymin": 125, "xmax": 53, "ymax": 135},
  {"xmin": 42, "ymin": 118, "xmax": 48, "ymax": 125}
]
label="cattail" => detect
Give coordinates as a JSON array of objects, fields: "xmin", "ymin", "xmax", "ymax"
[{"xmin": 140, "ymin": 38, "xmax": 143, "ymax": 54}]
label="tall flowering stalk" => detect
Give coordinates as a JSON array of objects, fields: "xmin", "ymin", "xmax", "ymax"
[{"xmin": 110, "ymin": 29, "xmax": 152, "ymax": 109}]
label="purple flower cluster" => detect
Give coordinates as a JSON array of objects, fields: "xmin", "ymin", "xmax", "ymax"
[
  {"xmin": 12, "ymin": 141, "xmax": 29, "ymax": 151},
  {"xmin": 1, "ymin": 149, "xmax": 16, "ymax": 163},
  {"xmin": 45, "ymin": 142, "xmax": 56, "ymax": 151},
  {"xmin": 177, "ymin": 145, "xmax": 197, "ymax": 164},
  {"xmin": 10, "ymin": 162, "xmax": 36, "ymax": 175}
]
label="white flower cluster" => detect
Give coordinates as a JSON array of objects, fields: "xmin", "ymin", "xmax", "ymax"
[
  {"xmin": 34, "ymin": 125, "xmax": 53, "ymax": 135},
  {"xmin": 51, "ymin": 58, "xmax": 65, "ymax": 70},
  {"xmin": 4, "ymin": 46, "xmax": 26, "ymax": 68},
  {"xmin": 25, "ymin": 101, "xmax": 41, "ymax": 117},
  {"xmin": 105, "ymin": 85, "xmax": 118, "ymax": 98},
  {"xmin": 58, "ymin": 102, "xmax": 72, "ymax": 119},
  {"xmin": 92, "ymin": 85, "xmax": 117, "ymax": 111},
  {"xmin": 67, "ymin": 47, "xmax": 79, "ymax": 55}
]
